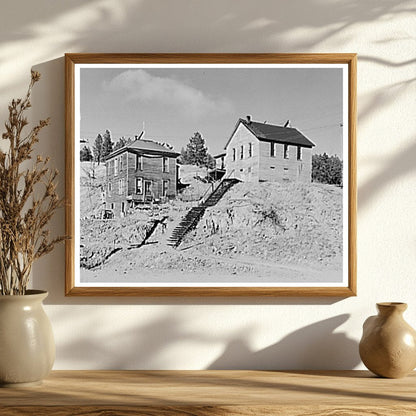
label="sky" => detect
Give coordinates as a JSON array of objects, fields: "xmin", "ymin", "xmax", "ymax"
[{"xmin": 80, "ymin": 65, "xmax": 344, "ymax": 158}]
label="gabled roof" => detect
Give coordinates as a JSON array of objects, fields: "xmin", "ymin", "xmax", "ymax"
[
  {"xmin": 225, "ymin": 118, "xmax": 315, "ymax": 149},
  {"xmin": 106, "ymin": 139, "xmax": 180, "ymax": 160},
  {"xmin": 128, "ymin": 139, "xmax": 178, "ymax": 153}
]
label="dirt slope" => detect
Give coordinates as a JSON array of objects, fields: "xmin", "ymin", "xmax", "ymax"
[{"xmin": 184, "ymin": 181, "xmax": 343, "ymax": 269}]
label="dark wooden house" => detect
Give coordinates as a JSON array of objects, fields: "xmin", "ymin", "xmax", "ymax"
[{"xmin": 105, "ymin": 139, "xmax": 179, "ymax": 216}]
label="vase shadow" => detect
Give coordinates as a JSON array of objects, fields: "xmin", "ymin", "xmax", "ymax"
[{"xmin": 208, "ymin": 314, "xmax": 360, "ymax": 371}]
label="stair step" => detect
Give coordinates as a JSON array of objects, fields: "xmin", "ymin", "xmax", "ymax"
[{"xmin": 168, "ymin": 179, "xmax": 238, "ymax": 247}]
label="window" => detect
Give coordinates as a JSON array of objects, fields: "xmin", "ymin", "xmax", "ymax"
[
  {"xmin": 248, "ymin": 143, "xmax": 252, "ymax": 158},
  {"xmin": 108, "ymin": 182, "xmax": 112, "ymax": 196},
  {"xmin": 110, "ymin": 203, "xmax": 114, "ymax": 210},
  {"xmin": 297, "ymin": 146, "xmax": 302, "ymax": 160},
  {"xmin": 162, "ymin": 157, "xmax": 169, "ymax": 173},
  {"xmin": 240, "ymin": 145, "xmax": 244, "ymax": 160},
  {"xmin": 136, "ymin": 178, "xmax": 143, "ymax": 194},
  {"xmin": 119, "ymin": 155, "xmax": 123, "ymax": 171},
  {"xmin": 144, "ymin": 181, "xmax": 152, "ymax": 195},
  {"xmin": 284, "ymin": 144, "xmax": 289, "ymax": 159},
  {"xmin": 136, "ymin": 155, "xmax": 143, "ymax": 171},
  {"xmin": 162, "ymin": 180, "xmax": 169, "ymax": 196},
  {"xmin": 118, "ymin": 178, "xmax": 125, "ymax": 195},
  {"xmin": 232, "ymin": 148, "xmax": 236, "ymax": 161},
  {"xmin": 114, "ymin": 158, "xmax": 118, "ymax": 176},
  {"xmin": 270, "ymin": 142, "xmax": 275, "ymax": 157}
]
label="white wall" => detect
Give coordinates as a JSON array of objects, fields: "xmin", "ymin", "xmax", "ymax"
[{"xmin": 0, "ymin": 0, "xmax": 415, "ymax": 370}]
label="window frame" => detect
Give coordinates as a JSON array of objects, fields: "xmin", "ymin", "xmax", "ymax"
[
  {"xmin": 162, "ymin": 179, "xmax": 169, "ymax": 196},
  {"xmin": 297, "ymin": 146, "xmax": 302, "ymax": 161},
  {"xmin": 136, "ymin": 154, "xmax": 143, "ymax": 171},
  {"xmin": 270, "ymin": 142, "xmax": 275, "ymax": 157},
  {"xmin": 284, "ymin": 144, "xmax": 289, "ymax": 159},
  {"xmin": 136, "ymin": 177, "xmax": 143, "ymax": 194},
  {"xmin": 114, "ymin": 157, "xmax": 118, "ymax": 176},
  {"xmin": 162, "ymin": 156, "xmax": 169, "ymax": 173}
]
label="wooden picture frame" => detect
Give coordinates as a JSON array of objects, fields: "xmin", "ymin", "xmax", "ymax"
[{"xmin": 65, "ymin": 53, "xmax": 356, "ymax": 296}]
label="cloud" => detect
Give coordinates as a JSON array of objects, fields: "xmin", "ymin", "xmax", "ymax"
[{"xmin": 104, "ymin": 69, "xmax": 232, "ymax": 118}]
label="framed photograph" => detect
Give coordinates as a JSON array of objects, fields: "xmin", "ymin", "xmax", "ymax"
[{"xmin": 65, "ymin": 53, "xmax": 356, "ymax": 296}]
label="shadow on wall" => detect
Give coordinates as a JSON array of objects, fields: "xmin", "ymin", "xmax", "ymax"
[
  {"xmin": 208, "ymin": 314, "xmax": 360, "ymax": 370},
  {"xmin": 54, "ymin": 310, "xmax": 215, "ymax": 369},
  {"xmin": 359, "ymin": 139, "xmax": 416, "ymax": 210},
  {"xmin": 53, "ymin": 307, "xmax": 359, "ymax": 370},
  {"xmin": 0, "ymin": 0, "xmax": 414, "ymax": 98}
]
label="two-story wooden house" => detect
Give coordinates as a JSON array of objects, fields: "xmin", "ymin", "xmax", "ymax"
[
  {"xmin": 105, "ymin": 139, "xmax": 179, "ymax": 216},
  {"xmin": 224, "ymin": 116, "xmax": 315, "ymax": 182}
]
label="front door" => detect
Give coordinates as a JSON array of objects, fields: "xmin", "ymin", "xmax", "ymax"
[{"xmin": 144, "ymin": 181, "xmax": 152, "ymax": 201}]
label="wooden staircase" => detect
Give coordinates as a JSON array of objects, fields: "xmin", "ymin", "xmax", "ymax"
[{"xmin": 168, "ymin": 178, "xmax": 239, "ymax": 248}]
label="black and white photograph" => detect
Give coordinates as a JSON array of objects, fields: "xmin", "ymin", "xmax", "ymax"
[{"xmin": 66, "ymin": 55, "xmax": 356, "ymax": 294}]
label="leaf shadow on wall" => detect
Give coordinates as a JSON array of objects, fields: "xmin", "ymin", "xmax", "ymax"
[
  {"xmin": 53, "ymin": 311, "xmax": 216, "ymax": 369},
  {"xmin": 358, "ymin": 139, "xmax": 416, "ymax": 210},
  {"xmin": 52, "ymin": 307, "xmax": 359, "ymax": 370},
  {"xmin": 0, "ymin": 0, "xmax": 414, "ymax": 98},
  {"xmin": 207, "ymin": 314, "xmax": 360, "ymax": 370}
]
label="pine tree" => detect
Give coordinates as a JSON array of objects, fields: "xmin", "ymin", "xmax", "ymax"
[
  {"xmin": 101, "ymin": 129, "xmax": 113, "ymax": 159},
  {"xmin": 114, "ymin": 137, "xmax": 127, "ymax": 151},
  {"xmin": 80, "ymin": 145, "xmax": 93, "ymax": 161},
  {"xmin": 181, "ymin": 132, "xmax": 213, "ymax": 167},
  {"xmin": 93, "ymin": 134, "xmax": 103, "ymax": 164},
  {"xmin": 312, "ymin": 153, "xmax": 342, "ymax": 186}
]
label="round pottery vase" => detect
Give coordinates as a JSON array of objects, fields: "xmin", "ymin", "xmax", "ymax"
[
  {"xmin": 359, "ymin": 302, "xmax": 416, "ymax": 378},
  {"xmin": 0, "ymin": 290, "xmax": 55, "ymax": 387}
]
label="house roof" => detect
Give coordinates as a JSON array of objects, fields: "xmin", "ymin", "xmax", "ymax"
[
  {"xmin": 106, "ymin": 139, "xmax": 180, "ymax": 160},
  {"xmin": 225, "ymin": 118, "xmax": 315, "ymax": 149}
]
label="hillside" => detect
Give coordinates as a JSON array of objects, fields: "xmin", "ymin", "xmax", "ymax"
[
  {"xmin": 80, "ymin": 180, "xmax": 343, "ymax": 284},
  {"xmin": 186, "ymin": 181, "xmax": 342, "ymax": 269},
  {"xmin": 79, "ymin": 161, "xmax": 106, "ymax": 218}
]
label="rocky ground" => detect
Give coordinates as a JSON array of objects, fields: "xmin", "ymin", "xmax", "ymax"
[{"xmin": 79, "ymin": 165, "xmax": 343, "ymax": 284}]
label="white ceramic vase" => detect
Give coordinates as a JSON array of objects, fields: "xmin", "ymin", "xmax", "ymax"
[{"xmin": 0, "ymin": 290, "xmax": 55, "ymax": 387}]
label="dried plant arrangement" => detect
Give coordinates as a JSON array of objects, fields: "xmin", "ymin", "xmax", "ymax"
[{"xmin": 0, "ymin": 71, "xmax": 65, "ymax": 295}]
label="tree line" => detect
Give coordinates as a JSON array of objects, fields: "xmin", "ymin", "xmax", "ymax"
[
  {"xmin": 312, "ymin": 153, "xmax": 343, "ymax": 186},
  {"xmin": 80, "ymin": 129, "xmax": 113, "ymax": 163},
  {"xmin": 80, "ymin": 130, "xmax": 136, "ymax": 164},
  {"xmin": 81, "ymin": 130, "xmax": 341, "ymax": 186},
  {"xmin": 80, "ymin": 130, "xmax": 216, "ymax": 169}
]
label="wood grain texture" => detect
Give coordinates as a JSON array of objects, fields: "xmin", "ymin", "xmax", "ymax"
[
  {"xmin": 65, "ymin": 54, "xmax": 75, "ymax": 295},
  {"xmin": 0, "ymin": 370, "xmax": 415, "ymax": 416},
  {"xmin": 64, "ymin": 53, "xmax": 357, "ymax": 297},
  {"xmin": 348, "ymin": 54, "xmax": 358, "ymax": 296},
  {"xmin": 65, "ymin": 286, "xmax": 356, "ymax": 297}
]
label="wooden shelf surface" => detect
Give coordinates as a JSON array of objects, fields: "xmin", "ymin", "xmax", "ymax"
[{"xmin": 1, "ymin": 370, "xmax": 415, "ymax": 415}]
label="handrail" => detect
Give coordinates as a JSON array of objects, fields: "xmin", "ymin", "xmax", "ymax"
[{"xmin": 199, "ymin": 169, "xmax": 235, "ymax": 206}]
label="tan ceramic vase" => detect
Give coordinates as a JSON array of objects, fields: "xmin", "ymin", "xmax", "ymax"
[
  {"xmin": 359, "ymin": 302, "xmax": 416, "ymax": 378},
  {"xmin": 0, "ymin": 290, "xmax": 55, "ymax": 387}
]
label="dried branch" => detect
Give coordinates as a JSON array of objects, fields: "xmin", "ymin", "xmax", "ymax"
[{"xmin": 0, "ymin": 71, "xmax": 65, "ymax": 295}]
